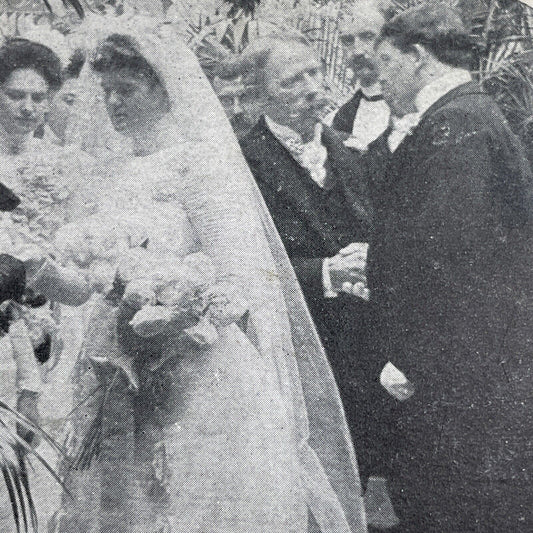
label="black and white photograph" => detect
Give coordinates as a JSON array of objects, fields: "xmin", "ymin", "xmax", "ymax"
[{"xmin": 0, "ymin": 0, "xmax": 532, "ymax": 531}]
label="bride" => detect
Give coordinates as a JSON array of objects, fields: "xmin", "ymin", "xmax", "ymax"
[{"xmin": 58, "ymin": 16, "xmax": 366, "ymax": 533}]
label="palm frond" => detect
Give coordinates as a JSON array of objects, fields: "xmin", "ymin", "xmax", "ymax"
[
  {"xmin": 0, "ymin": 401, "xmax": 64, "ymax": 456},
  {"xmin": 16, "ymin": 452, "xmax": 37, "ymax": 533},
  {"xmin": 0, "ymin": 401, "xmax": 68, "ymax": 533},
  {"xmin": 39, "ymin": 0, "xmax": 85, "ymax": 18},
  {"xmin": 224, "ymin": 0, "xmax": 261, "ymax": 17},
  {"xmin": 0, "ymin": 456, "xmax": 22, "ymax": 533},
  {"xmin": 62, "ymin": 0, "xmax": 84, "ymax": 18}
]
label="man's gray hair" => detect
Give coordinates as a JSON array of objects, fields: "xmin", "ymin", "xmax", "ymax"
[
  {"xmin": 338, "ymin": 0, "xmax": 396, "ymax": 22},
  {"xmin": 215, "ymin": 33, "xmax": 312, "ymax": 89}
]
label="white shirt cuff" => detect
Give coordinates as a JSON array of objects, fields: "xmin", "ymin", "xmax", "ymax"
[
  {"xmin": 9, "ymin": 320, "xmax": 42, "ymax": 394},
  {"xmin": 322, "ymin": 258, "xmax": 338, "ymax": 298}
]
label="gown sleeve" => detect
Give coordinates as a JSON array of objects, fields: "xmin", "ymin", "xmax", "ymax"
[{"xmin": 173, "ymin": 141, "xmax": 287, "ymax": 357}]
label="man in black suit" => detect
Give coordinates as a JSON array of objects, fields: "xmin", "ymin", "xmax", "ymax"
[
  {"xmin": 368, "ymin": 5, "xmax": 533, "ymax": 531},
  {"xmin": 222, "ymin": 37, "xmax": 399, "ymax": 525},
  {"xmin": 331, "ymin": 0, "xmax": 392, "ymax": 152}
]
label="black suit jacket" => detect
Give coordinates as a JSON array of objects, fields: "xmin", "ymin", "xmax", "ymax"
[
  {"xmin": 240, "ymin": 116, "xmax": 373, "ymax": 388},
  {"xmin": 368, "ymin": 82, "xmax": 533, "ymax": 481},
  {"xmin": 240, "ymin": 117, "xmax": 398, "ymax": 478},
  {"xmin": 332, "ymin": 90, "xmax": 365, "ymax": 134},
  {"xmin": 240, "ymin": 116, "xmax": 372, "ymax": 299}
]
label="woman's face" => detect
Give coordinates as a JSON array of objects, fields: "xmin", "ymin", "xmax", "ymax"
[
  {"xmin": 100, "ymin": 69, "xmax": 169, "ymax": 137},
  {"xmin": 0, "ymin": 68, "xmax": 50, "ymax": 136},
  {"xmin": 47, "ymin": 78, "xmax": 81, "ymax": 142}
]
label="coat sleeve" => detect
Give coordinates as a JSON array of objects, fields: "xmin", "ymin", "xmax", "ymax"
[{"xmin": 291, "ymin": 257, "xmax": 325, "ymax": 299}]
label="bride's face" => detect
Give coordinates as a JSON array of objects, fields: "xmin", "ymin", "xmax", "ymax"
[{"xmin": 101, "ymin": 69, "xmax": 169, "ymax": 137}]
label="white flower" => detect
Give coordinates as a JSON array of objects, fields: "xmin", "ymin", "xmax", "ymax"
[
  {"xmin": 181, "ymin": 316, "xmax": 219, "ymax": 347},
  {"xmin": 130, "ymin": 305, "xmax": 174, "ymax": 338},
  {"xmin": 123, "ymin": 279, "xmax": 157, "ymax": 310}
]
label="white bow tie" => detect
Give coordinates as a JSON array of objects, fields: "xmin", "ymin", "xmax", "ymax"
[{"xmin": 387, "ymin": 112, "xmax": 421, "ymax": 153}]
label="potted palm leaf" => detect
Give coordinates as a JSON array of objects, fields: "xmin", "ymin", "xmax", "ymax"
[{"xmin": 0, "ymin": 399, "xmax": 66, "ymax": 533}]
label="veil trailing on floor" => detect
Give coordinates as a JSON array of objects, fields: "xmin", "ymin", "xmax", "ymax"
[{"xmin": 68, "ymin": 13, "xmax": 367, "ymax": 533}]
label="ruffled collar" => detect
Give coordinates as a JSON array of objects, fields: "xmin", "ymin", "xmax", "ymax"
[{"xmin": 265, "ymin": 116, "xmax": 329, "ymax": 188}]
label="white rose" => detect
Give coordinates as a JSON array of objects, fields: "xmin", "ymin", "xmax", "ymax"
[
  {"xmin": 123, "ymin": 279, "xmax": 157, "ymax": 310},
  {"xmin": 130, "ymin": 305, "xmax": 174, "ymax": 338}
]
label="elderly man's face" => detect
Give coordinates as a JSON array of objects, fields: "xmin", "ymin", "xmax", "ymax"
[
  {"xmin": 212, "ymin": 75, "xmax": 256, "ymax": 139},
  {"xmin": 375, "ymin": 39, "xmax": 421, "ymax": 115},
  {"xmin": 338, "ymin": 2, "xmax": 386, "ymax": 88},
  {"xmin": 262, "ymin": 44, "xmax": 330, "ymax": 141}
]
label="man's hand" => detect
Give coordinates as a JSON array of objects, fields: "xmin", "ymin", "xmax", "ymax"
[
  {"xmin": 328, "ymin": 242, "xmax": 368, "ymax": 291},
  {"xmin": 387, "ymin": 382, "xmax": 415, "ymax": 401},
  {"xmin": 17, "ymin": 390, "xmax": 41, "ymax": 448}
]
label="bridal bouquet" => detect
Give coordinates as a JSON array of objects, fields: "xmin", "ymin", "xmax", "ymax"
[
  {"xmin": 55, "ymin": 219, "xmax": 249, "ymax": 382},
  {"xmin": 118, "ymin": 248, "xmax": 249, "ymax": 358},
  {"xmin": 66, "ymin": 227, "xmax": 249, "ymax": 471}
]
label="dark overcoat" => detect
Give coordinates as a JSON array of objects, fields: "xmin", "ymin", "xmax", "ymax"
[{"xmin": 367, "ymin": 81, "xmax": 533, "ymax": 527}]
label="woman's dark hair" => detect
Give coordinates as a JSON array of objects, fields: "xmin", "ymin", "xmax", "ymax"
[
  {"xmin": 377, "ymin": 3, "xmax": 475, "ymax": 70},
  {"xmin": 63, "ymin": 48, "xmax": 86, "ymax": 82},
  {"xmin": 91, "ymin": 34, "xmax": 165, "ymax": 89},
  {"xmin": 0, "ymin": 38, "xmax": 62, "ymax": 91}
]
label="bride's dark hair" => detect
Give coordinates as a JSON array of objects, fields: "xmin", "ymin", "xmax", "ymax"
[{"xmin": 91, "ymin": 34, "xmax": 165, "ymax": 90}]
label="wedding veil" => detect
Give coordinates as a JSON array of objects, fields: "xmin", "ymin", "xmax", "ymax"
[{"xmin": 70, "ymin": 13, "xmax": 367, "ymax": 533}]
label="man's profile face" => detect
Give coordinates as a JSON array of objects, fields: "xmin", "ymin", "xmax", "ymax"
[
  {"xmin": 212, "ymin": 75, "xmax": 256, "ymax": 139},
  {"xmin": 375, "ymin": 39, "xmax": 420, "ymax": 116},
  {"xmin": 338, "ymin": 3, "xmax": 386, "ymax": 88},
  {"xmin": 262, "ymin": 43, "xmax": 330, "ymax": 141},
  {"xmin": 0, "ymin": 68, "xmax": 50, "ymax": 136}
]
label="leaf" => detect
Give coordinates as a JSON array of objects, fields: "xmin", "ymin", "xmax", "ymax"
[
  {"xmin": 8, "ymin": 462, "xmax": 28, "ymax": 533},
  {"xmin": 0, "ymin": 401, "xmax": 64, "ymax": 456},
  {"xmin": 62, "ymin": 0, "xmax": 84, "ymax": 18},
  {"xmin": 16, "ymin": 451, "xmax": 37, "ymax": 533},
  {"xmin": 0, "ymin": 414, "xmax": 68, "ymax": 500},
  {"xmin": 40, "ymin": 0, "xmax": 53, "ymax": 13},
  {"xmin": 224, "ymin": 0, "xmax": 260, "ymax": 17},
  {"xmin": 1, "ymin": 461, "xmax": 21, "ymax": 533},
  {"xmin": 232, "ymin": 16, "xmax": 249, "ymax": 51}
]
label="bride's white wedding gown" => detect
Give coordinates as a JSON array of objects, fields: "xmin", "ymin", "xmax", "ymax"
[
  {"xmin": 57, "ymin": 16, "xmax": 366, "ymax": 532},
  {"xmin": 60, "ymin": 146, "xmax": 308, "ymax": 533}
]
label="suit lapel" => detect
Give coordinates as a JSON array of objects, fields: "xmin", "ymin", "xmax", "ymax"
[
  {"xmin": 242, "ymin": 118, "xmax": 342, "ymax": 247},
  {"xmin": 332, "ymin": 90, "xmax": 363, "ymax": 133}
]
